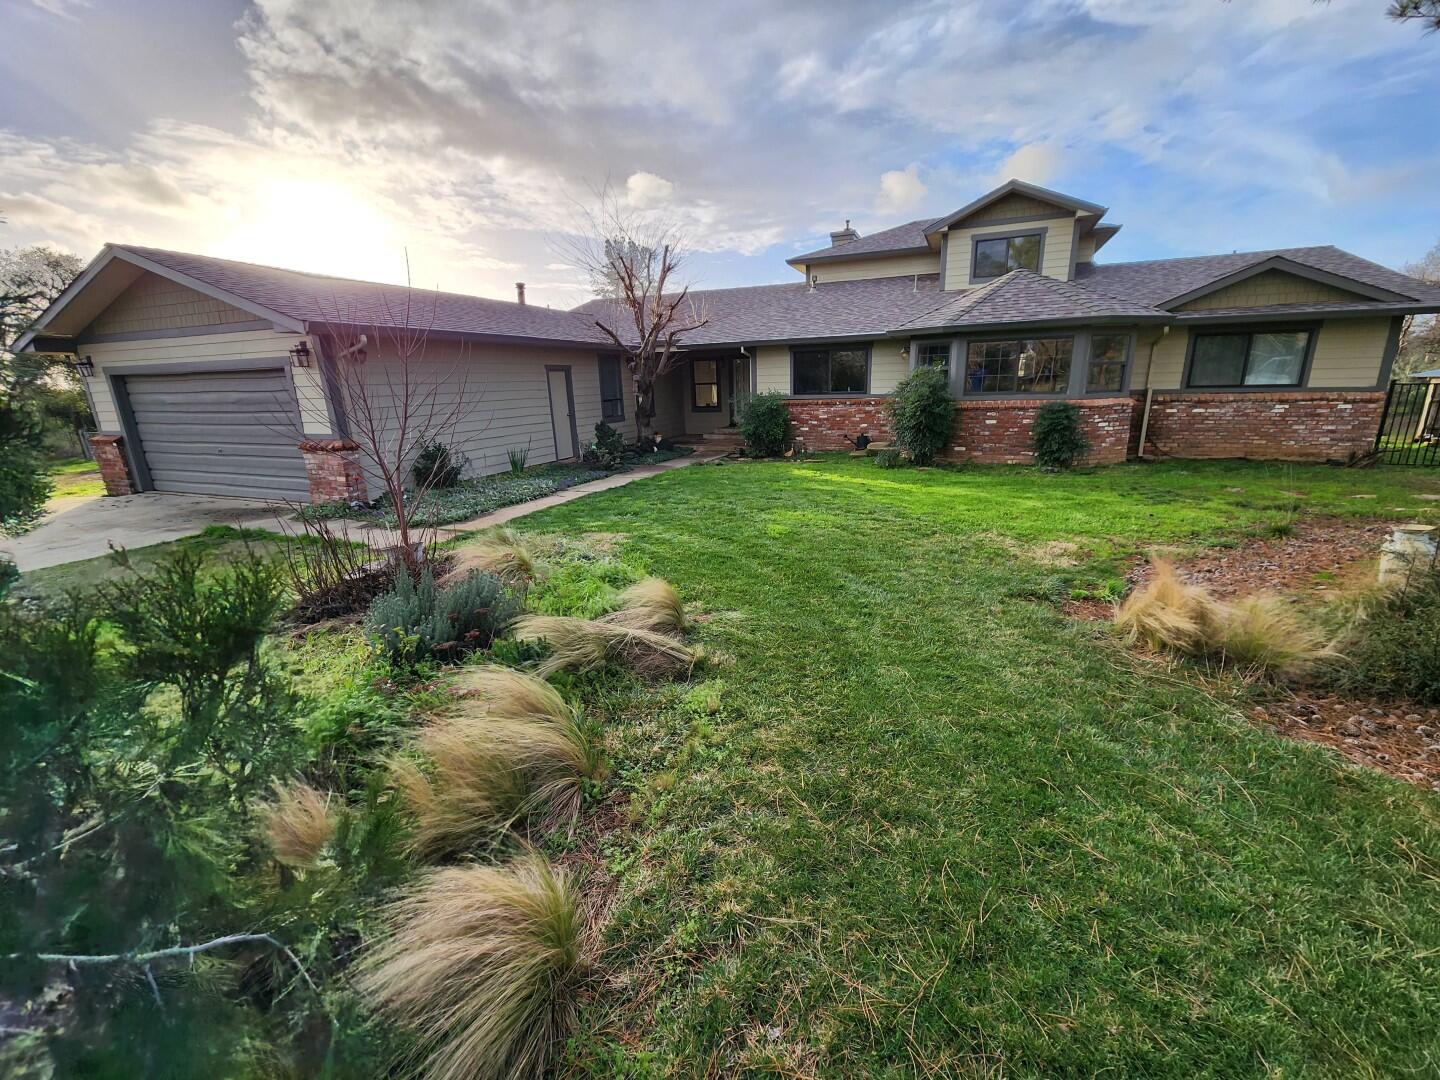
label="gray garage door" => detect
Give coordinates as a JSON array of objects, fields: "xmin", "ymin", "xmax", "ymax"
[{"xmin": 124, "ymin": 368, "xmax": 310, "ymax": 499}]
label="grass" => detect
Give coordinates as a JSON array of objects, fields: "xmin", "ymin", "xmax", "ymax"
[
  {"xmin": 45, "ymin": 456, "xmax": 104, "ymax": 500},
  {"xmin": 501, "ymin": 457, "xmax": 1440, "ymax": 1077}
]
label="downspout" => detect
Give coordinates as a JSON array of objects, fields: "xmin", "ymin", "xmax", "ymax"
[{"xmin": 1136, "ymin": 326, "xmax": 1169, "ymax": 460}]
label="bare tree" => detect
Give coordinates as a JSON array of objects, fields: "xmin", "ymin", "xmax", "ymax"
[
  {"xmin": 560, "ymin": 188, "xmax": 708, "ymax": 440},
  {"xmin": 1397, "ymin": 239, "xmax": 1440, "ymax": 378}
]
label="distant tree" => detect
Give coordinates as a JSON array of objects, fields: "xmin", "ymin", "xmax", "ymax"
[
  {"xmin": 1389, "ymin": 0, "xmax": 1440, "ymax": 31},
  {"xmin": 1397, "ymin": 239, "xmax": 1440, "ymax": 379},
  {"xmin": 560, "ymin": 187, "xmax": 708, "ymax": 440}
]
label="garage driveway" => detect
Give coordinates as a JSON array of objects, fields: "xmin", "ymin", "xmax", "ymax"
[{"xmin": 2, "ymin": 492, "xmax": 295, "ymax": 572}]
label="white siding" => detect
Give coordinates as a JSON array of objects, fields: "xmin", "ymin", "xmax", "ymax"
[{"xmin": 942, "ymin": 215, "xmax": 1077, "ymax": 290}]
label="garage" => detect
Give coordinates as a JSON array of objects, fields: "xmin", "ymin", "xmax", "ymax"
[{"xmin": 121, "ymin": 368, "xmax": 311, "ymax": 499}]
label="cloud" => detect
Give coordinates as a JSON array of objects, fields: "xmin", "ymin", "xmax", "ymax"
[
  {"xmin": 875, "ymin": 166, "xmax": 927, "ymax": 215},
  {"xmin": 991, "ymin": 144, "xmax": 1065, "ymax": 188},
  {"xmin": 625, "ymin": 172, "xmax": 675, "ymax": 208},
  {"xmin": 25, "ymin": 0, "xmax": 89, "ymax": 19}
]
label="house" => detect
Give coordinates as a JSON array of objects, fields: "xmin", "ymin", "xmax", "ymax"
[{"xmin": 17, "ymin": 180, "xmax": 1440, "ymax": 503}]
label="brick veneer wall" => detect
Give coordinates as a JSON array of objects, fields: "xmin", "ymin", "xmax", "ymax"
[
  {"xmin": 786, "ymin": 397, "xmax": 893, "ymax": 451},
  {"xmin": 948, "ymin": 397, "xmax": 1133, "ymax": 465},
  {"xmin": 298, "ymin": 439, "xmax": 369, "ymax": 504},
  {"xmin": 90, "ymin": 434, "xmax": 135, "ymax": 496},
  {"xmin": 1140, "ymin": 391, "xmax": 1386, "ymax": 461}
]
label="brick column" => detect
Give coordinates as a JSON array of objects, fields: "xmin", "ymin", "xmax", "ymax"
[
  {"xmin": 89, "ymin": 434, "xmax": 135, "ymax": 496},
  {"xmin": 298, "ymin": 439, "xmax": 369, "ymax": 505}
]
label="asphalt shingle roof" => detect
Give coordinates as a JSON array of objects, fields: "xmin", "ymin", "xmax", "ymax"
[
  {"xmin": 894, "ymin": 270, "xmax": 1164, "ymax": 333},
  {"xmin": 790, "ymin": 219, "xmax": 937, "ymax": 264},
  {"xmin": 119, "ymin": 245, "xmax": 609, "ymax": 346}
]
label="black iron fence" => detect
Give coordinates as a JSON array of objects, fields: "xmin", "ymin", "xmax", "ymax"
[{"xmin": 1375, "ymin": 380, "xmax": 1440, "ymax": 465}]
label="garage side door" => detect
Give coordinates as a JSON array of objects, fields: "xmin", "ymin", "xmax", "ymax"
[{"xmin": 124, "ymin": 368, "xmax": 311, "ymax": 499}]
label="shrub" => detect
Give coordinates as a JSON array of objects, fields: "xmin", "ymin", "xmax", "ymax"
[
  {"xmin": 580, "ymin": 422, "xmax": 627, "ymax": 471},
  {"xmin": 366, "ymin": 566, "xmax": 523, "ymax": 665},
  {"xmin": 0, "ymin": 405, "xmax": 52, "ymax": 536},
  {"xmin": 357, "ymin": 854, "xmax": 582, "ymax": 1080},
  {"xmin": 887, "ymin": 365, "xmax": 954, "ymax": 466},
  {"xmin": 441, "ymin": 528, "xmax": 538, "ymax": 585},
  {"xmin": 738, "ymin": 391, "xmax": 791, "ymax": 457},
  {"xmin": 602, "ymin": 577, "xmax": 691, "ymax": 633},
  {"xmin": 279, "ymin": 516, "xmax": 394, "ymax": 623},
  {"xmin": 0, "ymin": 556, "xmax": 18, "ymax": 598},
  {"xmin": 873, "ymin": 448, "xmax": 906, "ymax": 469},
  {"xmin": 1330, "ymin": 567, "xmax": 1440, "ymax": 704},
  {"xmin": 1032, "ymin": 402, "xmax": 1090, "ymax": 469},
  {"xmin": 412, "ymin": 441, "xmax": 466, "ymax": 489},
  {"xmin": 258, "ymin": 780, "xmax": 340, "ymax": 869},
  {"xmin": 511, "ymin": 614, "xmax": 700, "ymax": 678}
]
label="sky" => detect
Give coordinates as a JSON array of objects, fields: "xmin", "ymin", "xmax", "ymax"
[{"xmin": 2, "ymin": 0, "xmax": 1438, "ymax": 310}]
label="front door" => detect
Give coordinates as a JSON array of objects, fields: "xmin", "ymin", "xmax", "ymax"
[{"xmin": 547, "ymin": 366, "xmax": 577, "ymax": 459}]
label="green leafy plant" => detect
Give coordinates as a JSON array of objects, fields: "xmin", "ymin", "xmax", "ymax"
[
  {"xmin": 507, "ymin": 440, "xmax": 531, "ymax": 475},
  {"xmin": 738, "ymin": 391, "xmax": 791, "ymax": 457},
  {"xmin": 366, "ymin": 566, "xmax": 523, "ymax": 665},
  {"xmin": 412, "ymin": 441, "xmax": 466, "ymax": 489},
  {"xmin": 887, "ymin": 365, "xmax": 954, "ymax": 466},
  {"xmin": 0, "ymin": 555, "xmax": 18, "ymax": 598},
  {"xmin": 581, "ymin": 422, "xmax": 628, "ymax": 471},
  {"xmin": 873, "ymin": 447, "xmax": 906, "ymax": 469},
  {"xmin": 1031, "ymin": 401, "xmax": 1090, "ymax": 469},
  {"xmin": 0, "ymin": 406, "xmax": 52, "ymax": 536},
  {"xmin": 1330, "ymin": 566, "xmax": 1440, "ymax": 704}
]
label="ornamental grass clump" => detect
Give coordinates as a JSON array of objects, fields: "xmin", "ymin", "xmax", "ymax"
[
  {"xmin": 1114, "ymin": 558, "xmax": 1225, "ymax": 656},
  {"xmin": 441, "ymin": 528, "xmax": 539, "ymax": 585},
  {"xmin": 357, "ymin": 854, "xmax": 582, "ymax": 1080},
  {"xmin": 602, "ymin": 577, "xmax": 691, "ymax": 633},
  {"xmin": 511, "ymin": 614, "xmax": 700, "ymax": 679},
  {"xmin": 452, "ymin": 664, "xmax": 574, "ymax": 724},
  {"xmin": 1217, "ymin": 593, "xmax": 1334, "ymax": 679},
  {"xmin": 258, "ymin": 780, "xmax": 340, "ymax": 869}
]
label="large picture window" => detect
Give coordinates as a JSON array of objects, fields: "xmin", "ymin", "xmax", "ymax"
[
  {"xmin": 1087, "ymin": 334, "xmax": 1129, "ymax": 392},
  {"xmin": 792, "ymin": 346, "xmax": 870, "ymax": 395},
  {"xmin": 692, "ymin": 358, "xmax": 720, "ymax": 410},
  {"xmin": 599, "ymin": 354, "xmax": 625, "ymax": 421},
  {"xmin": 1187, "ymin": 330, "xmax": 1310, "ymax": 388},
  {"xmin": 965, "ymin": 337, "xmax": 1073, "ymax": 394},
  {"xmin": 972, "ymin": 233, "xmax": 1042, "ymax": 279}
]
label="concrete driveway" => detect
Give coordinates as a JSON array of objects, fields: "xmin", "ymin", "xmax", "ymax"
[{"xmin": 2, "ymin": 492, "xmax": 295, "ymax": 572}]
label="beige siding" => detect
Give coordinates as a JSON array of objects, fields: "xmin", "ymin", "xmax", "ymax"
[
  {"xmin": 755, "ymin": 345, "xmax": 790, "ymax": 393},
  {"xmin": 88, "ymin": 271, "xmax": 259, "ymax": 335},
  {"xmin": 84, "ymin": 328, "xmax": 327, "ymax": 435},
  {"xmin": 351, "ymin": 340, "xmax": 636, "ymax": 479},
  {"xmin": 942, "ymin": 215, "xmax": 1076, "ymax": 290},
  {"xmin": 1135, "ymin": 318, "xmax": 1391, "ymax": 390},
  {"xmin": 1075, "ymin": 233, "xmax": 1097, "ymax": 263},
  {"xmin": 869, "ymin": 340, "xmax": 908, "ymax": 393},
  {"xmin": 1309, "ymin": 318, "xmax": 1391, "ymax": 386},
  {"xmin": 809, "ymin": 251, "xmax": 941, "ymax": 283},
  {"xmin": 957, "ymin": 193, "xmax": 1066, "ymax": 225},
  {"xmin": 1131, "ymin": 328, "xmax": 1183, "ymax": 388},
  {"xmin": 1178, "ymin": 270, "xmax": 1369, "ymax": 311}
]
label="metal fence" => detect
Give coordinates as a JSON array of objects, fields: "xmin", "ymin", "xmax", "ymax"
[{"xmin": 1374, "ymin": 380, "xmax": 1440, "ymax": 465}]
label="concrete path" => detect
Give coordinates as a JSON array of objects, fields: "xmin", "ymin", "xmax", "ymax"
[
  {"xmin": 3, "ymin": 492, "xmax": 294, "ymax": 572},
  {"xmin": 440, "ymin": 451, "xmax": 725, "ymax": 535}
]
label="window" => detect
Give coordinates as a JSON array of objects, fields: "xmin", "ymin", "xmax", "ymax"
[
  {"xmin": 1188, "ymin": 330, "xmax": 1309, "ymax": 388},
  {"xmin": 973, "ymin": 233, "xmax": 1042, "ymax": 279},
  {"xmin": 692, "ymin": 358, "xmax": 720, "ymax": 410},
  {"xmin": 599, "ymin": 355, "xmax": 625, "ymax": 421},
  {"xmin": 792, "ymin": 346, "xmax": 869, "ymax": 395},
  {"xmin": 965, "ymin": 337, "xmax": 1073, "ymax": 394},
  {"xmin": 916, "ymin": 342, "xmax": 951, "ymax": 374},
  {"xmin": 1087, "ymin": 334, "xmax": 1129, "ymax": 392}
]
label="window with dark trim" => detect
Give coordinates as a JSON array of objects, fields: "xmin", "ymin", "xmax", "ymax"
[
  {"xmin": 916, "ymin": 342, "xmax": 951, "ymax": 374},
  {"xmin": 964, "ymin": 337, "xmax": 1072, "ymax": 394},
  {"xmin": 792, "ymin": 346, "xmax": 870, "ymax": 395},
  {"xmin": 599, "ymin": 355, "xmax": 625, "ymax": 421},
  {"xmin": 973, "ymin": 233, "xmax": 1042, "ymax": 279},
  {"xmin": 1187, "ymin": 329, "xmax": 1310, "ymax": 388},
  {"xmin": 692, "ymin": 358, "xmax": 720, "ymax": 410},
  {"xmin": 1087, "ymin": 333, "xmax": 1129, "ymax": 393}
]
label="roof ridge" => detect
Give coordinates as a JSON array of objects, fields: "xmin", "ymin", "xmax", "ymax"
[{"xmin": 1087, "ymin": 245, "xmax": 1337, "ymax": 270}]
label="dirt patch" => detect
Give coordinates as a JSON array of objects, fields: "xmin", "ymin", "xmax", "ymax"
[
  {"xmin": 1253, "ymin": 693, "xmax": 1440, "ymax": 792},
  {"xmin": 1061, "ymin": 597, "xmax": 1113, "ymax": 621},
  {"xmin": 1129, "ymin": 516, "xmax": 1390, "ymax": 599}
]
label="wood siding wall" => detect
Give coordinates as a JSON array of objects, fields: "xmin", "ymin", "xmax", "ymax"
[
  {"xmin": 88, "ymin": 271, "xmax": 259, "ymax": 335},
  {"xmin": 752, "ymin": 339, "xmax": 907, "ymax": 396},
  {"xmin": 1178, "ymin": 270, "xmax": 1368, "ymax": 311},
  {"xmin": 1133, "ymin": 319, "xmax": 1391, "ymax": 390},
  {"xmin": 942, "ymin": 214, "xmax": 1077, "ymax": 290},
  {"xmin": 808, "ymin": 251, "xmax": 941, "ymax": 283}
]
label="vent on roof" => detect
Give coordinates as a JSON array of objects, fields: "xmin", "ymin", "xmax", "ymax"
[
  {"xmin": 829, "ymin": 219, "xmax": 860, "ymax": 247},
  {"xmin": 515, "ymin": 282, "xmax": 526, "ymax": 305}
]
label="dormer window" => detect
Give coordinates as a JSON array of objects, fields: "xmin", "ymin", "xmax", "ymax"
[{"xmin": 972, "ymin": 232, "xmax": 1042, "ymax": 280}]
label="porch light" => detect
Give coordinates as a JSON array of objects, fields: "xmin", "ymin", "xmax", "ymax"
[
  {"xmin": 73, "ymin": 355, "xmax": 95, "ymax": 379},
  {"xmin": 289, "ymin": 340, "xmax": 312, "ymax": 368}
]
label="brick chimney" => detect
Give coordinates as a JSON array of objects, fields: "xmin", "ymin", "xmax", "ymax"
[
  {"xmin": 829, "ymin": 219, "xmax": 860, "ymax": 246},
  {"xmin": 515, "ymin": 282, "xmax": 526, "ymax": 305}
]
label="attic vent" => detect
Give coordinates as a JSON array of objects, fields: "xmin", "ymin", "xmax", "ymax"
[{"xmin": 829, "ymin": 219, "xmax": 860, "ymax": 246}]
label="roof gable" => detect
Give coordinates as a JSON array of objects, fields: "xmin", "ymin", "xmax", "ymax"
[
  {"xmin": 925, "ymin": 180, "xmax": 1106, "ymax": 237},
  {"xmin": 1161, "ymin": 255, "xmax": 1409, "ymax": 309}
]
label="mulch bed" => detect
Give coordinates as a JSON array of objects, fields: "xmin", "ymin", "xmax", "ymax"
[{"xmin": 1252, "ymin": 694, "xmax": 1440, "ymax": 792}]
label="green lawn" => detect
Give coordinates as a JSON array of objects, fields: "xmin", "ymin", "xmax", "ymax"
[
  {"xmin": 512, "ymin": 458, "xmax": 1440, "ymax": 1078},
  {"xmin": 45, "ymin": 456, "xmax": 105, "ymax": 501}
]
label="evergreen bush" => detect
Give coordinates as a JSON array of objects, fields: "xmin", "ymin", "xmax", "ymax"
[
  {"xmin": 738, "ymin": 391, "xmax": 791, "ymax": 457},
  {"xmin": 412, "ymin": 441, "xmax": 466, "ymax": 489},
  {"xmin": 888, "ymin": 366, "xmax": 954, "ymax": 466},
  {"xmin": 366, "ymin": 565, "xmax": 522, "ymax": 665},
  {"xmin": 1032, "ymin": 401, "xmax": 1090, "ymax": 469}
]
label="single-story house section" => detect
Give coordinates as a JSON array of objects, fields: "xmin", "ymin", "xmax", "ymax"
[
  {"xmin": 17, "ymin": 179, "xmax": 1440, "ymax": 502},
  {"xmin": 17, "ymin": 245, "xmax": 637, "ymax": 502}
]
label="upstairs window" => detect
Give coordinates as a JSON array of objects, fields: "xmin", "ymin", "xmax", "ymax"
[
  {"xmin": 965, "ymin": 337, "xmax": 1072, "ymax": 394},
  {"xmin": 973, "ymin": 233, "xmax": 1042, "ymax": 280},
  {"xmin": 1087, "ymin": 334, "xmax": 1130, "ymax": 392},
  {"xmin": 792, "ymin": 346, "xmax": 870, "ymax": 395},
  {"xmin": 916, "ymin": 342, "xmax": 951, "ymax": 374},
  {"xmin": 599, "ymin": 355, "xmax": 625, "ymax": 421},
  {"xmin": 1188, "ymin": 330, "xmax": 1310, "ymax": 388},
  {"xmin": 692, "ymin": 359, "xmax": 720, "ymax": 410}
]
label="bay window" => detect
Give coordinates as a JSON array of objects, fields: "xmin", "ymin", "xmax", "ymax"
[{"xmin": 1187, "ymin": 329, "xmax": 1310, "ymax": 388}]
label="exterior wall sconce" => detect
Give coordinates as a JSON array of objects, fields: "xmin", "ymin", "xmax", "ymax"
[
  {"xmin": 289, "ymin": 340, "xmax": 312, "ymax": 368},
  {"xmin": 73, "ymin": 355, "xmax": 95, "ymax": 378}
]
